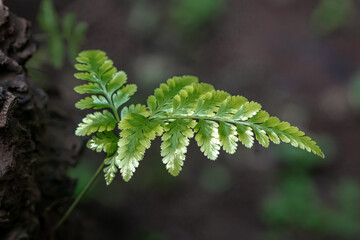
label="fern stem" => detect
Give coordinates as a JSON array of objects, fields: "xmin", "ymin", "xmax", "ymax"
[
  {"xmin": 52, "ymin": 161, "xmax": 105, "ymax": 232},
  {"xmin": 101, "ymin": 84, "xmax": 121, "ymax": 121},
  {"xmin": 152, "ymin": 114, "xmax": 323, "ymax": 158},
  {"xmin": 152, "ymin": 115, "xmax": 251, "ymax": 127},
  {"xmin": 92, "ymin": 70, "xmax": 121, "ymax": 121},
  {"xmin": 110, "ymin": 105, "xmax": 121, "ymax": 122}
]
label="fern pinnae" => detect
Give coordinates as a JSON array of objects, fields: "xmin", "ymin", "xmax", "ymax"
[
  {"xmin": 75, "ymin": 110, "xmax": 117, "ymax": 136},
  {"xmin": 218, "ymin": 121, "xmax": 238, "ymax": 154},
  {"xmin": 161, "ymin": 119, "xmax": 196, "ymax": 176},
  {"xmin": 74, "ymin": 50, "xmax": 324, "ymax": 185},
  {"xmin": 87, "ymin": 131, "xmax": 119, "ymax": 154},
  {"xmin": 194, "ymin": 119, "xmax": 221, "ymax": 160},
  {"xmin": 103, "ymin": 153, "xmax": 118, "ymax": 185},
  {"xmin": 116, "ymin": 113, "xmax": 163, "ymax": 181},
  {"xmin": 168, "ymin": 83, "xmax": 214, "ymax": 116},
  {"xmin": 150, "ymin": 75, "xmax": 199, "ymax": 116},
  {"xmin": 236, "ymin": 124, "xmax": 254, "ymax": 148}
]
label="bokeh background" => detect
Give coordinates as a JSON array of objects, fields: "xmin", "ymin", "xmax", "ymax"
[{"xmin": 7, "ymin": 0, "xmax": 360, "ymax": 239}]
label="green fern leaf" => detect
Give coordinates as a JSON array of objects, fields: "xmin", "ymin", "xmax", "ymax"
[
  {"xmin": 161, "ymin": 119, "xmax": 196, "ymax": 176},
  {"xmin": 194, "ymin": 90, "xmax": 230, "ymax": 116},
  {"xmin": 218, "ymin": 122, "xmax": 238, "ymax": 154},
  {"xmin": 194, "ymin": 119, "xmax": 220, "ymax": 160},
  {"xmin": 252, "ymin": 125, "xmax": 270, "ymax": 147},
  {"xmin": 150, "ymin": 75, "xmax": 199, "ymax": 114},
  {"xmin": 74, "ymin": 82, "xmax": 103, "ymax": 94},
  {"xmin": 248, "ymin": 110, "xmax": 270, "ymax": 123},
  {"xmin": 75, "ymin": 110, "xmax": 117, "ymax": 136},
  {"xmin": 112, "ymin": 84, "xmax": 137, "ymax": 109},
  {"xmin": 171, "ymin": 83, "xmax": 214, "ymax": 115},
  {"xmin": 75, "ymin": 50, "xmax": 107, "ymax": 70},
  {"xmin": 232, "ymin": 101, "xmax": 262, "ymax": 121},
  {"xmin": 121, "ymin": 104, "xmax": 149, "ymax": 120},
  {"xmin": 236, "ymin": 124, "xmax": 254, "ymax": 148},
  {"xmin": 74, "ymin": 50, "xmax": 324, "ymax": 184},
  {"xmin": 74, "ymin": 49, "xmax": 137, "ymax": 121},
  {"xmin": 262, "ymin": 117, "xmax": 281, "ymax": 144},
  {"xmin": 216, "ymin": 96, "xmax": 248, "ymax": 118},
  {"xmin": 74, "ymin": 72, "xmax": 97, "ymax": 82},
  {"xmin": 272, "ymin": 123, "xmax": 323, "ymax": 157},
  {"xmin": 104, "ymin": 153, "xmax": 118, "ymax": 185},
  {"xmin": 106, "ymin": 71, "xmax": 127, "ymax": 95},
  {"xmin": 75, "ymin": 95, "xmax": 110, "ymax": 110},
  {"xmin": 117, "ymin": 113, "xmax": 163, "ymax": 181},
  {"xmin": 87, "ymin": 131, "xmax": 119, "ymax": 154},
  {"xmin": 147, "ymin": 77, "xmax": 323, "ymax": 176}
]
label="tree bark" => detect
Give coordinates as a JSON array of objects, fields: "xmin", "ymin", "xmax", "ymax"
[{"xmin": 0, "ymin": 1, "xmax": 80, "ymax": 239}]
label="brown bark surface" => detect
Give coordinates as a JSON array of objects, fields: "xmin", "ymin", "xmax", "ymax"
[{"xmin": 0, "ymin": 1, "xmax": 79, "ymax": 239}]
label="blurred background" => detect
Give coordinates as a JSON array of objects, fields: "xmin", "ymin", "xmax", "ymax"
[{"xmin": 6, "ymin": 0, "xmax": 360, "ymax": 239}]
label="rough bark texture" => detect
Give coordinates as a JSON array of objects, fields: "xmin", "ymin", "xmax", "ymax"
[{"xmin": 0, "ymin": 1, "xmax": 80, "ymax": 239}]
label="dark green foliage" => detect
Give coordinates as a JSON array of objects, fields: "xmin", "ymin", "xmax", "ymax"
[
  {"xmin": 37, "ymin": 0, "xmax": 64, "ymax": 68},
  {"xmin": 170, "ymin": 0, "xmax": 224, "ymax": 35},
  {"xmin": 262, "ymin": 136, "xmax": 358, "ymax": 239},
  {"xmin": 311, "ymin": 0, "xmax": 356, "ymax": 36},
  {"xmin": 348, "ymin": 72, "xmax": 360, "ymax": 110},
  {"xmin": 262, "ymin": 176, "xmax": 360, "ymax": 239},
  {"xmin": 62, "ymin": 13, "xmax": 88, "ymax": 61},
  {"xmin": 37, "ymin": 0, "xmax": 88, "ymax": 68}
]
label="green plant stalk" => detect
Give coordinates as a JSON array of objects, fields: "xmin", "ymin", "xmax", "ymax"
[
  {"xmin": 52, "ymin": 161, "xmax": 105, "ymax": 232},
  {"xmin": 152, "ymin": 115, "xmax": 250, "ymax": 125}
]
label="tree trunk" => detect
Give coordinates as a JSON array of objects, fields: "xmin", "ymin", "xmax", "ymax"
[{"xmin": 0, "ymin": 1, "xmax": 79, "ymax": 239}]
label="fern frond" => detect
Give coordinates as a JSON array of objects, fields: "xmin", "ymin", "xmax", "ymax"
[
  {"xmin": 87, "ymin": 131, "xmax": 119, "ymax": 154},
  {"xmin": 73, "ymin": 50, "xmax": 142, "ymax": 184},
  {"xmin": 145, "ymin": 78, "xmax": 324, "ymax": 163},
  {"xmin": 74, "ymin": 50, "xmax": 137, "ymax": 121},
  {"xmin": 114, "ymin": 76, "xmax": 324, "ymax": 181},
  {"xmin": 74, "ymin": 50, "xmax": 324, "ymax": 184},
  {"xmin": 75, "ymin": 110, "xmax": 117, "ymax": 136}
]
